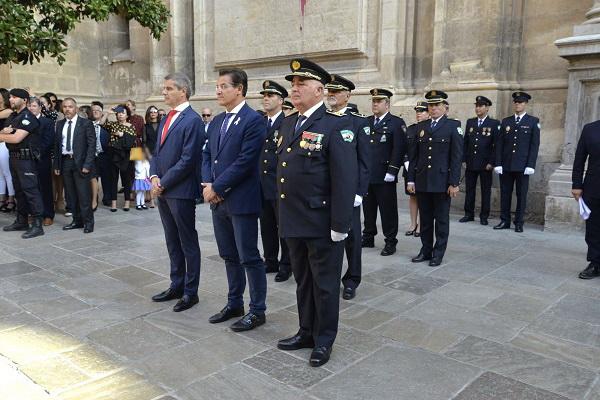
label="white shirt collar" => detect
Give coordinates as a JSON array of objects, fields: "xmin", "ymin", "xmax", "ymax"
[
  {"xmin": 227, "ymin": 100, "xmax": 246, "ymax": 115},
  {"xmin": 431, "ymin": 116, "xmax": 443, "ymax": 124},
  {"xmin": 66, "ymin": 114, "xmax": 78, "ymax": 125},
  {"xmin": 515, "ymin": 112, "xmax": 527, "ymax": 119},
  {"xmin": 339, "ymin": 106, "xmax": 349, "ymax": 114},
  {"xmin": 174, "ymin": 101, "xmax": 190, "ymax": 113},
  {"xmin": 478, "ymin": 115, "xmax": 488, "ymax": 123},
  {"xmin": 375, "ymin": 112, "xmax": 388, "ymax": 121},
  {"xmin": 300, "ymin": 101, "xmax": 323, "ymax": 120},
  {"xmin": 268, "ymin": 110, "xmax": 283, "ymax": 122}
]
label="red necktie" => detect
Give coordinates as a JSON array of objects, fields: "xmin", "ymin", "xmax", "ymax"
[{"xmin": 160, "ymin": 110, "xmax": 178, "ymax": 145}]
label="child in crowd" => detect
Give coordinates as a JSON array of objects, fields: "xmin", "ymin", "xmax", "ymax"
[{"xmin": 132, "ymin": 154, "xmax": 152, "ymax": 210}]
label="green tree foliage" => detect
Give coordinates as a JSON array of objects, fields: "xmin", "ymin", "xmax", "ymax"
[{"xmin": 0, "ymin": 0, "xmax": 170, "ymax": 65}]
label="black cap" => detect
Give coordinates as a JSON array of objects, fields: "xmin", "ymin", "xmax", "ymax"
[
  {"xmin": 112, "ymin": 105, "xmax": 126, "ymax": 113},
  {"xmin": 425, "ymin": 90, "xmax": 448, "ymax": 104},
  {"xmin": 414, "ymin": 101, "xmax": 428, "ymax": 111},
  {"xmin": 9, "ymin": 88, "xmax": 29, "ymax": 100},
  {"xmin": 260, "ymin": 80, "xmax": 288, "ymax": 98},
  {"xmin": 282, "ymin": 100, "xmax": 294, "ymax": 110},
  {"xmin": 475, "ymin": 96, "xmax": 492, "ymax": 106},
  {"xmin": 325, "ymin": 74, "xmax": 355, "ymax": 91},
  {"xmin": 285, "ymin": 58, "xmax": 331, "ymax": 85},
  {"xmin": 512, "ymin": 91, "xmax": 531, "ymax": 102},
  {"xmin": 370, "ymin": 88, "xmax": 393, "ymax": 99}
]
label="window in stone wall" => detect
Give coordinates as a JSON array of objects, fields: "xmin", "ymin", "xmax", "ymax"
[{"xmin": 108, "ymin": 14, "xmax": 134, "ymax": 64}]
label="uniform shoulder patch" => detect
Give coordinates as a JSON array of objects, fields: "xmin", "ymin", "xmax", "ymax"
[
  {"xmin": 350, "ymin": 111, "xmax": 367, "ymax": 118},
  {"xmin": 340, "ymin": 129, "xmax": 354, "ymax": 142},
  {"xmin": 362, "ymin": 126, "xmax": 371, "ymax": 135},
  {"xmin": 327, "ymin": 109, "xmax": 344, "ymax": 117},
  {"xmin": 22, "ymin": 119, "xmax": 30, "ymax": 126}
]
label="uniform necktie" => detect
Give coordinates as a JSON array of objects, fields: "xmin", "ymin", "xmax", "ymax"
[
  {"xmin": 515, "ymin": 116, "xmax": 521, "ymax": 124},
  {"xmin": 295, "ymin": 115, "xmax": 307, "ymax": 133},
  {"xmin": 431, "ymin": 120, "xmax": 437, "ymax": 130},
  {"xmin": 268, "ymin": 118, "xmax": 272, "ymax": 128},
  {"xmin": 66, "ymin": 120, "xmax": 72, "ymax": 152},
  {"xmin": 160, "ymin": 110, "xmax": 177, "ymax": 145},
  {"xmin": 478, "ymin": 119, "xmax": 483, "ymax": 128},
  {"xmin": 219, "ymin": 113, "xmax": 235, "ymax": 148},
  {"xmin": 374, "ymin": 117, "xmax": 380, "ymax": 127}
]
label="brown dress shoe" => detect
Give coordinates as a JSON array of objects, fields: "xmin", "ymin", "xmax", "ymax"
[{"xmin": 43, "ymin": 218, "xmax": 53, "ymax": 226}]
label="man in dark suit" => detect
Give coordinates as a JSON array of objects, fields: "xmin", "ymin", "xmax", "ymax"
[
  {"xmin": 493, "ymin": 91, "xmax": 540, "ymax": 233},
  {"xmin": 259, "ymin": 80, "xmax": 292, "ymax": 282},
  {"xmin": 573, "ymin": 120, "xmax": 600, "ymax": 279},
  {"xmin": 53, "ymin": 98, "xmax": 96, "ymax": 233},
  {"xmin": 361, "ymin": 88, "xmax": 407, "ymax": 256},
  {"xmin": 408, "ymin": 90, "xmax": 463, "ymax": 266},
  {"xmin": 150, "ymin": 72, "xmax": 205, "ymax": 312},
  {"xmin": 460, "ymin": 96, "xmax": 500, "ymax": 225},
  {"xmin": 202, "ymin": 68, "xmax": 268, "ymax": 332},
  {"xmin": 276, "ymin": 59, "xmax": 357, "ymax": 367},
  {"xmin": 325, "ymin": 74, "xmax": 370, "ymax": 300}
]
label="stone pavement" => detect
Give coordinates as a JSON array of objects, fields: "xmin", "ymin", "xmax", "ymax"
[{"xmin": 0, "ymin": 204, "xmax": 597, "ymax": 400}]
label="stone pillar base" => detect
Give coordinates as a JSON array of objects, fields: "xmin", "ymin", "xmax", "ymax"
[{"xmin": 544, "ymin": 165, "xmax": 584, "ymax": 232}]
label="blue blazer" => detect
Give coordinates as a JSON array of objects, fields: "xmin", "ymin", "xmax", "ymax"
[
  {"xmin": 202, "ymin": 103, "xmax": 267, "ymax": 215},
  {"xmin": 150, "ymin": 105, "xmax": 205, "ymax": 200}
]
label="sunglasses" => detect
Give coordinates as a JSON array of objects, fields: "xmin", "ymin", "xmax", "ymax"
[{"xmin": 202, "ymin": 114, "xmax": 211, "ymax": 117}]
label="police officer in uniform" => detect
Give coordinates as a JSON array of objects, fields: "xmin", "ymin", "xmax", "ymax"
[
  {"xmin": 276, "ymin": 58, "xmax": 357, "ymax": 367},
  {"xmin": 0, "ymin": 88, "xmax": 44, "ymax": 238},
  {"xmin": 361, "ymin": 88, "xmax": 407, "ymax": 256},
  {"xmin": 325, "ymin": 74, "xmax": 371, "ymax": 300},
  {"xmin": 493, "ymin": 91, "xmax": 540, "ymax": 233},
  {"xmin": 407, "ymin": 90, "xmax": 463, "ymax": 266},
  {"xmin": 460, "ymin": 96, "xmax": 500, "ymax": 225},
  {"xmin": 259, "ymin": 80, "xmax": 292, "ymax": 282}
]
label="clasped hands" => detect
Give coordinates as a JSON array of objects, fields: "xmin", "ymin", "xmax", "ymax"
[
  {"xmin": 151, "ymin": 176, "xmax": 164, "ymax": 196},
  {"xmin": 201, "ymin": 183, "xmax": 223, "ymax": 204}
]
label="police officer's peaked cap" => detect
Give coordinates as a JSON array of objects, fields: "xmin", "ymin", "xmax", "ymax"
[
  {"xmin": 425, "ymin": 90, "xmax": 448, "ymax": 104},
  {"xmin": 475, "ymin": 96, "xmax": 492, "ymax": 107},
  {"xmin": 414, "ymin": 101, "xmax": 428, "ymax": 111},
  {"xmin": 260, "ymin": 80, "xmax": 288, "ymax": 98},
  {"xmin": 325, "ymin": 75, "xmax": 355, "ymax": 91},
  {"xmin": 512, "ymin": 91, "xmax": 531, "ymax": 102},
  {"xmin": 285, "ymin": 58, "xmax": 331, "ymax": 85},
  {"xmin": 370, "ymin": 88, "xmax": 393, "ymax": 99}
]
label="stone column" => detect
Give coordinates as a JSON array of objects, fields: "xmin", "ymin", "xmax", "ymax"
[
  {"xmin": 545, "ymin": 2, "xmax": 600, "ymax": 231},
  {"xmin": 171, "ymin": 0, "xmax": 195, "ymax": 88}
]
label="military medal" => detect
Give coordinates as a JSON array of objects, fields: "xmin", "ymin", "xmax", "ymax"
[
  {"xmin": 300, "ymin": 140, "xmax": 307, "ymax": 148},
  {"xmin": 506, "ymin": 126, "xmax": 510, "ymax": 131},
  {"xmin": 315, "ymin": 135, "xmax": 323, "ymax": 151},
  {"xmin": 308, "ymin": 143, "xmax": 316, "ymax": 150},
  {"xmin": 277, "ymin": 136, "xmax": 283, "ymax": 147}
]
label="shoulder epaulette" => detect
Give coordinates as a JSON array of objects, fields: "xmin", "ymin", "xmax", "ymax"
[
  {"xmin": 284, "ymin": 110, "xmax": 299, "ymax": 118},
  {"xmin": 326, "ymin": 109, "xmax": 345, "ymax": 117},
  {"xmin": 350, "ymin": 111, "xmax": 368, "ymax": 118}
]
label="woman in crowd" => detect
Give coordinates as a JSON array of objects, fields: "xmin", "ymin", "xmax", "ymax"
[
  {"xmin": 143, "ymin": 106, "xmax": 160, "ymax": 208},
  {"xmin": 40, "ymin": 95, "xmax": 58, "ymax": 121},
  {"xmin": 103, "ymin": 105, "xmax": 136, "ymax": 212},
  {"xmin": 0, "ymin": 88, "xmax": 15, "ymax": 212}
]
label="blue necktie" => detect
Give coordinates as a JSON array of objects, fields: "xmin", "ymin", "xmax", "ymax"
[
  {"xmin": 219, "ymin": 113, "xmax": 234, "ymax": 148},
  {"xmin": 515, "ymin": 116, "xmax": 521, "ymax": 124},
  {"xmin": 374, "ymin": 117, "xmax": 380, "ymax": 127},
  {"xmin": 295, "ymin": 115, "xmax": 307, "ymax": 133},
  {"xmin": 478, "ymin": 119, "xmax": 483, "ymax": 128},
  {"xmin": 431, "ymin": 120, "xmax": 437, "ymax": 130}
]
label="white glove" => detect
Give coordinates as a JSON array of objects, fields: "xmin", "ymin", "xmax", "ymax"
[
  {"xmin": 494, "ymin": 166, "xmax": 503, "ymax": 175},
  {"xmin": 384, "ymin": 173, "xmax": 395, "ymax": 182},
  {"xmin": 354, "ymin": 195, "xmax": 363, "ymax": 208},
  {"xmin": 331, "ymin": 230, "xmax": 348, "ymax": 242},
  {"xmin": 404, "ymin": 161, "xmax": 409, "ymax": 171},
  {"xmin": 524, "ymin": 167, "xmax": 535, "ymax": 175}
]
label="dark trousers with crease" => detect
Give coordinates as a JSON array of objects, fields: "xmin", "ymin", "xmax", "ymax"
[
  {"xmin": 500, "ymin": 172, "xmax": 529, "ymax": 224},
  {"xmin": 62, "ymin": 157, "xmax": 93, "ymax": 226},
  {"xmin": 259, "ymin": 198, "xmax": 291, "ymax": 273},
  {"xmin": 463, "ymin": 169, "xmax": 492, "ymax": 219},
  {"xmin": 586, "ymin": 197, "xmax": 600, "ymax": 265},
  {"xmin": 417, "ymin": 192, "xmax": 451, "ymax": 259},
  {"xmin": 343, "ymin": 206, "xmax": 362, "ymax": 289},
  {"xmin": 362, "ymin": 183, "xmax": 398, "ymax": 245},
  {"xmin": 37, "ymin": 153, "xmax": 55, "ymax": 219}
]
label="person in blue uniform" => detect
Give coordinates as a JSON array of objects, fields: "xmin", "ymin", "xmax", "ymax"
[
  {"xmin": 493, "ymin": 91, "xmax": 540, "ymax": 233},
  {"xmin": 460, "ymin": 96, "xmax": 500, "ymax": 225},
  {"xmin": 407, "ymin": 90, "xmax": 463, "ymax": 267},
  {"xmin": 259, "ymin": 80, "xmax": 292, "ymax": 282},
  {"xmin": 361, "ymin": 88, "xmax": 407, "ymax": 256},
  {"xmin": 276, "ymin": 58, "xmax": 357, "ymax": 368},
  {"xmin": 325, "ymin": 74, "xmax": 371, "ymax": 300}
]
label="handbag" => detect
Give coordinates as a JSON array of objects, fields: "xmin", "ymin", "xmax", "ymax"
[{"xmin": 129, "ymin": 146, "xmax": 144, "ymax": 161}]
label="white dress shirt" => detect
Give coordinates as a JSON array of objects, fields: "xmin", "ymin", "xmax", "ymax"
[
  {"xmin": 62, "ymin": 114, "xmax": 78, "ymax": 155},
  {"xmin": 222, "ymin": 100, "xmax": 246, "ymax": 132},
  {"xmin": 514, "ymin": 112, "xmax": 527, "ymax": 122},
  {"xmin": 297, "ymin": 101, "xmax": 323, "ymax": 130},
  {"xmin": 267, "ymin": 110, "xmax": 283, "ymax": 127},
  {"xmin": 161, "ymin": 101, "xmax": 190, "ymax": 138}
]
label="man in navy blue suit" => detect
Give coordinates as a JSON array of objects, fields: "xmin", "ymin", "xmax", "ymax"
[
  {"xmin": 150, "ymin": 72, "xmax": 205, "ymax": 312},
  {"xmin": 202, "ymin": 68, "xmax": 268, "ymax": 332}
]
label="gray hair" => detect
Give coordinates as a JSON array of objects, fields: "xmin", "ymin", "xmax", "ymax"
[
  {"xmin": 28, "ymin": 97, "xmax": 42, "ymax": 107},
  {"xmin": 164, "ymin": 72, "xmax": 192, "ymax": 99}
]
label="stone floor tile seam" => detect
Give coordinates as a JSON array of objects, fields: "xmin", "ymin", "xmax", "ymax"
[
  {"xmin": 50, "ymin": 367, "xmax": 132, "ymax": 398},
  {"xmin": 582, "ymin": 375, "xmax": 600, "ymax": 399},
  {"xmin": 469, "ymin": 251, "xmax": 530, "ymax": 286},
  {"xmin": 447, "ymin": 370, "xmax": 487, "ymax": 400}
]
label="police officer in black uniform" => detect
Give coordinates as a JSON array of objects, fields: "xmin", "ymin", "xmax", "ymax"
[
  {"xmin": 259, "ymin": 80, "xmax": 292, "ymax": 282},
  {"xmin": 276, "ymin": 58, "xmax": 357, "ymax": 368},
  {"xmin": 325, "ymin": 74, "xmax": 371, "ymax": 300},
  {"xmin": 460, "ymin": 96, "xmax": 500, "ymax": 225},
  {"xmin": 407, "ymin": 90, "xmax": 463, "ymax": 266},
  {"xmin": 0, "ymin": 88, "xmax": 44, "ymax": 238},
  {"xmin": 361, "ymin": 88, "xmax": 407, "ymax": 256},
  {"xmin": 493, "ymin": 91, "xmax": 540, "ymax": 233}
]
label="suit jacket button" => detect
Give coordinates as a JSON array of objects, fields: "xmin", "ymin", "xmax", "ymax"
[
  {"xmin": 428, "ymin": 165, "xmax": 432, "ymax": 168},
  {"xmin": 264, "ymin": 160, "xmax": 268, "ymax": 163},
  {"xmin": 263, "ymin": 170, "xmax": 267, "ymax": 174},
  {"xmin": 474, "ymin": 151, "xmax": 477, "ymax": 154},
  {"xmin": 322, "ymin": 201, "xmax": 326, "ymax": 204},
  {"xmin": 428, "ymin": 147, "xmax": 432, "ymax": 150},
  {"xmin": 512, "ymin": 150, "xmax": 516, "ymax": 153},
  {"xmin": 214, "ymin": 160, "xmax": 218, "ymax": 164},
  {"xmin": 282, "ymin": 162, "xmax": 287, "ymax": 167},
  {"xmin": 286, "ymin": 147, "xmax": 291, "ymax": 152},
  {"xmin": 264, "ymin": 149, "xmax": 268, "ymax": 152},
  {"xmin": 370, "ymin": 140, "xmax": 374, "ymax": 143},
  {"xmin": 428, "ymin": 156, "xmax": 431, "ymax": 159},
  {"xmin": 280, "ymin": 178, "xmax": 285, "ymax": 183},
  {"xmin": 280, "ymin": 194, "xmax": 286, "ymax": 199}
]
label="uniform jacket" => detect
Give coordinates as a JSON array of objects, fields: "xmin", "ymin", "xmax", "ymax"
[
  {"xmin": 276, "ymin": 104, "xmax": 357, "ymax": 238},
  {"xmin": 150, "ymin": 105, "xmax": 205, "ymax": 200},
  {"xmin": 573, "ymin": 120, "xmax": 600, "ymax": 200},
  {"xmin": 202, "ymin": 102, "xmax": 267, "ymax": 215},
  {"xmin": 495, "ymin": 113, "xmax": 540, "ymax": 172},
  {"xmin": 53, "ymin": 117, "xmax": 97, "ymax": 173},
  {"xmin": 345, "ymin": 110, "xmax": 371, "ymax": 196},
  {"xmin": 259, "ymin": 111, "xmax": 285, "ymax": 201},
  {"xmin": 463, "ymin": 116, "xmax": 500, "ymax": 171},
  {"xmin": 366, "ymin": 112, "xmax": 407, "ymax": 184},
  {"xmin": 408, "ymin": 115, "xmax": 463, "ymax": 193},
  {"xmin": 5, "ymin": 108, "xmax": 40, "ymax": 152}
]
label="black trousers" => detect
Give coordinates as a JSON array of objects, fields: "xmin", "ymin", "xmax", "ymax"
[
  {"xmin": 37, "ymin": 153, "xmax": 55, "ymax": 219},
  {"xmin": 500, "ymin": 172, "xmax": 529, "ymax": 224},
  {"xmin": 463, "ymin": 169, "xmax": 492, "ymax": 219},
  {"xmin": 259, "ymin": 198, "xmax": 290, "ymax": 272},
  {"xmin": 343, "ymin": 206, "xmax": 362, "ymax": 289},
  {"xmin": 416, "ymin": 192, "xmax": 451, "ymax": 259},
  {"xmin": 96, "ymin": 153, "xmax": 112, "ymax": 204},
  {"xmin": 9, "ymin": 157, "xmax": 43, "ymax": 219},
  {"xmin": 586, "ymin": 197, "xmax": 600, "ymax": 265},
  {"xmin": 287, "ymin": 237, "xmax": 344, "ymax": 348},
  {"xmin": 108, "ymin": 161, "xmax": 133, "ymax": 201},
  {"xmin": 62, "ymin": 157, "xmax": 93, "ymax": 226},
  {"xmin": 362, "ymin": 183, "xmax": 398, "ymax": 245}
]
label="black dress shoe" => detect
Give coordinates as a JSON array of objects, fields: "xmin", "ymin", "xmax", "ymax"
[
  {"xmin": 459, "ymin": 216, "xmax": 474, "ymax": 223},
  {"xmin": 274, "ymin": 270, "xmax": 291, "ymax": 282},
  {"xmin": 493, "ymin": 222, "xmax": 511, "ymax": 230},
  {"xmin": 361, "ymin": 238, "xmax": 374, "ymax": 248},
  {"xmin": 514, "ymin": 224, "xmax": 523, "ymax": 233},
  {"xmin": 84, "ymin": 224, "xmax": 94, "ymax": 233},
  {"xmin": 277, "ymin": 334, "xmax": 315, "ymax": 351},
  {"xmin": 230, "ymin": 312, "xmax": 265, "ymax": 332},
  {"xmin": 208, "ymin": 305, "xmax": 245, "ymax": 324},
  {"xmin": 429, "ymin": 257, "xmax": 442, "ymax": 267},
  {"xmin": 579, "ymin": 263, "xmax": 600, "ymax": 279},
  {"xmin": 151, "ymin": 288, "xmax": 183, "ymax": 302},
  {"xmin": 342, "ymin": 286, "xmax": 355, "ymax": 300},
  {"xmin": 480, "ymin": 218, "xmax": 489, "ymax": 226},
  {"xmin": 173, "ymin": 294, "xmax": 199, "ymax": 312},
  {"xmin": 411, "ymin": 252, "xmax": 432, "ymax": 263},
  {"xmin": 380, "ymin": 243, "xmax": 396, "ymax": 256},
  {"xmin": 63, "ymin": 222, "xmax": 84, "ymax": 230},
  {"xmin": 310, "ymin": 346, "xmax": 332, "ymax": 367}
]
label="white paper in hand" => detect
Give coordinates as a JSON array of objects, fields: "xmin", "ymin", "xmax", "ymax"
[{"xmin": 579, "ymin": 197, "xmax": 591, "ymax": 220}]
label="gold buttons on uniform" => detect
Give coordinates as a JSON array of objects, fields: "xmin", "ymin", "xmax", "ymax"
[
  {"xmin": 512, "ymin": 150, "xmax": 516, "ymax": 153},
  {"xmin": 282, "ymin": 162, "xmax": 287, "ymax": 167},
  {"xmin": 428, "ymin": 156, "xmax": 432, "ymax": 159},
  {"xmin": 263, "ymin": 160, "xmax": 268, "ymax": 163},
  {"xmin": 370, "ymin": 140, "xmax": 374, "ymax": 143},
  {"xmin": 286, "ymin": 147, "xmax": 291, "ymax": 152},
  {"xmin": 322, "ymin": 201, "xmax": 327, "ymax": 205},
  {"xmin": 428, "ymin": 165, "xmax": 432, "ymax": 168},
  {"xmin": 474, "ymin": 151, "xmax": 477, "ymax": 154},
  {"xmin": 280, "ymin": 194, "xmax": 286, "ymax": 199},
  {"xmin": 263, "ymin": 170, "xmax": 267, "ymax": 174},
  {"xmin": 264, "ymin": 149, "xmax": 268, "ymax": 152},
  {"xmin": 280, "ymin": 178, "xmax": 285, "ymax": 183},
  {"xmin": 428, "ymin": 147, "xmax": 432, "ymax": 150}
]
